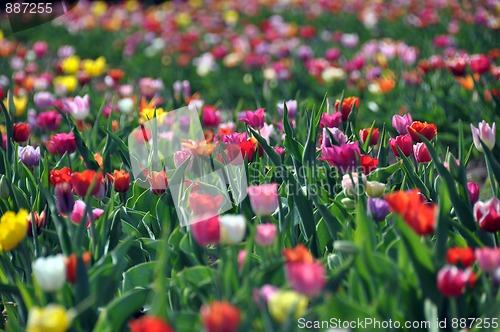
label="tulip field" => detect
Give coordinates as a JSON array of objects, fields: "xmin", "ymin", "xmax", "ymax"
[{"xmin": 1, "ymin": 0, "xmax": 500, "ymax": 331}]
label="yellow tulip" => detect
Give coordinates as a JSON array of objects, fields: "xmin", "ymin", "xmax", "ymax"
[
  {"xmin": 176, "ymin": 12, "xmax": 191, "ymax": 27},
  {"xmin": 223, "ymin": 10, "xmax": 239, "ymax": 26},
  {"xmin": 27, "ymin": 304, "xmax": 73, "ymax": 332},
  {"xmin": 268, "ymin": 290, "xmax": 308, "ymax": 324},
  {"xmin": 189, "ymin": 0, "xmax": 203, "ymax": 8},
  {"xmin": 0, "ymin": 209, "xmax": 28, "ymax": 252},
  {"xmin": 91, "ymin": 1, "xmax": 107, "ymax": 17},
  {"xmin": 0, "ymin": 30, "xmax": 3, "ymax": 41},
  {"xmin": 61, "ymin": 55, "xmax": 80, "ymax": 75},
  {"xmin": 82, "ymin": 57, "xmax": 106, "ymax": 77},
  {"xmin": 125, "ymin": 0, "xmax": 139, "ymax": 12},
  {"xmin": 53, "ymin": 76, "xmax": 78, "ymax": 94},
  {"xmin": 3, "ymin": 95, "xmax": 28, "ymax": 117},
  {"xmin": 140, "ymin": 107, "xmax": 165, "ymax": 122}
]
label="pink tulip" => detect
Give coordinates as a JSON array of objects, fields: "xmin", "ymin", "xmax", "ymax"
[
  {"xmin": 190, "ymin": 216, "xmax": 220, "ymax": 246},
  {"xmin": 467, "ymin": 182, "xmax": 480, "ymax": 204},
  {"xmin": 286, "ymin": 262, "xmax": 326, "ymax": 297},
  {"xmin": 471, "ymin": 121, "xmax": 496, "ymax": 152},
  {"xmin": 239, "ymin": 108, "xmax": 265, "ymax": 129},
  {"xmin": 475, "ymin": 247, "xmax": 500, "ymax": 272},
  {"xmin": 255, "ymin": 224, "xmax": 277, "ymax": 246},
  {"xmin": 238, "ymin": 249, "xmax": 247, "ymax": 270},
  {"xmin": 392, "ymin": 113, "xmax": 413, "ymax": 135},
  {"xmin": 247, "ymin": 183, "xmax": 279, "ymax": 217},
  {"xmin": 63, "ymin": 95, "xmax": 90, "ymax": 120},
  {"xmin": 320, "ymin": 142, "xmax": 360, "ymax": 172},
  {"xmin": 320, "ymin": 112, "xmax": 342, "ymax": 128},
  {"xmin": 413, "ymin": 143, "xmax": 431, "ymax": 163},
  {"xmin": 437, "ymin": 265, "xmax": 472, "ymax": 297},
  {"xmin": 253, "ymin": 284, "xmax": 279, "ymax": 308},
  {"xmin": 389, "ymin": 134, "xmax": 413, "ymax": 157}
]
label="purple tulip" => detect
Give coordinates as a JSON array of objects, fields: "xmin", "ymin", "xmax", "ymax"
[
  {"xmin": 55, "ymin": 182, "xmax": 75, "ymax": 215},
  {"xmin": 277, "ymin": 100, "xmax": 297, "ymax": 118},
  {"xmin": 367, "ymin": 198, "xmax": 390, "ymax": 222},
  {"xmin": 33, "ymin": 91, "xmax": 54, "ymax": 110},
  {"xmin": 320, "ymin": 142, "xmax": 360, "ymax": 173},
  {"xmin": 18, "ymin": 145, "xmax": 40, "ymax": 168}
]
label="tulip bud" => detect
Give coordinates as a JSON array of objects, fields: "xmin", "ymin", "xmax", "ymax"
[
  {"xmin": 32, "ymin": 254, "xmax": 66, "ymax": 292},
  {"xmin": 474, "ymin": 197, "xmax": 500, "ymax": 232},
  {"xmin": 253, "ymin": 284, "xmax": 279, "ymax": 309},
  {"xmin": 173, "ymin": 148, "xmax": 193, "ymax": 171},
  {"xmin": 190, "ymin": 216, "xmax": 220, "ymax": 246},
  {"xmin": 341, "ymin": 173, "xmax": 367, "ymax": 198},
  {"xmin": 366, "ymin": 181, "xmax": 385, "ymax": 197},
  {"xmin": 13, "ymin": 123, "xmax": 30, "ymax": 143},
  {"xmin": 237, "ymin": 249, "xmax": 247, "ymax": 270},
  {"xmin": 392, "ymin": 113, "xmax": 413, "ymax": 135},
  {"xmin": 27, "ymin": 211, "xmax": 46, "ymax": 237},
  {"xmin": 286, "ymin": 261, "xmax": 326, "ymax": 297},
  {"xmin": 255, "ymin": 223, "xmax": 277, "ymax": 246},
  {"xmin": 493, "ymin": 268, "xmax": 500, "ymax": 285},
  {"xmin": 341, "ymin": 197, "xmax": 356, "ymax": 209},
  {"xmin": 200, "ymin": 301, "xmax": 241, "ymax": 332},
  {"xmin": 467, "ymin": 182, "xmax": 480, "ymax": 204},
  {"xmin": 389, "ymin": 134, "xmax": 413, "ymax": 157},
  {"xmin": 0, "ymin": 175, "xmax": 10, "ymax": 199},
  {"xmin": 219, "ymin": 215, "xmax": 246, "ymax": 245},
  {"xmin": 55, "ymin": 182, "xmax": 75, "ymax": 215}
]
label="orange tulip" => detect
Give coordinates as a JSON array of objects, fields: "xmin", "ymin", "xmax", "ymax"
[{"xmin": 283, "ymin": 244, "xmax": 314, "ymax": 264}]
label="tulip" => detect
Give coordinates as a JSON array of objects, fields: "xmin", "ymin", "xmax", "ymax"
[
  {"xmin": 173, "ymin": 148, "xmax": 193, "ymax": 171},
  {"xmin": 367, "ymin": 198, "xmax": 390, "ymax": 222},
  {"xmin": 283, "ymin": 244, "xmax": 314, "ymax": 264},
  {"xmin": 389, "ymin": 134, "xmax": 413, "ymax": 157},
  {"xmin": 37, "ymin": 110, "xmax": 61, "ymax": 131},
  {"xmin": 437, "ymin": 265, "xmax": 472, "ymax": 297},
  {"xmin": 474, "ymin": 247, "xmax": 500, "ymax": 272},
  {"xmin": 26, "ymin": 304, "xmax": 73, "ymax": 332},
  {"xmin": 247, "ymin": 183, "xmax": 279, "ymax": 216},
  {"xmin": 320, "ymin": 112, "xmax": 342, "ymax": 128},
  {"xmin": 446, "ymin": 247, "xmax": 475, "ymax": 267},
  {"xmin": 65, "ymin": 252, "xmax": 91, "ymax": 284},
  {"xmin": 407, "ymin": 121, "xmax": 437, "ymax": 142},
  {"xmin": 50, "ymin": 167, "xmax": 72, "ymax": 186},
  {"xmin": 359, "ymin": 154, "xmax": 379, "ymax": 175},
  {"xmin": 494, "ymin": 268, "xmax": 500, "ymax": 285},
  {"xmin": 413, "ymin": 142, "xmax": 431, "ymax": 163},
  {"xmin": 255, "ymin": 223, "xmax": 278, "ymax": 246},
  {"xmin": 32, "ymin": 254, "xmax": 66, "ymax": 292},
  {"xmin": 467, "ymin": 182, "xmax": 480, "ymax": 204},
  {"xmin": 13, "ymin": 123, "xmax": 30, "ymax": 142},
  {"xmin": 286, "ymin": 261, "xmax": 326, "ymax": 297},
  {"xmin": 238, "ymin": 139, "xmax": 257, "ymax": 162},
  {"xmin": 237, "ymin": 249, "xmax": 247, "ymax": 270},
  {"xmin": 448, "ymin": 57, "xmax": 467, "ymax": 76},
  {"xmin": 385, "ymin": 190, "xmax": 436, "ymax": 235},
  {"xmin": 52, "ymin": 132, "xmax": 76, "ymax": 155},
  {"xmin": 0, "ymin": 209, "xmax": 28, "ymax": 252},
  {"xmin": 342, "ymin": 172, "xmax": 367, "ymax": 198},
  {"xmin": 219, "ymin": 215, "xmax": 246, "ymax": 245},
  {"xmin": 277, "ymin": 100, "xmax": 297, "ymax": 118},
  {"xmin": 32, "ymin": 41, "xmax": 48, "ymax": 58},
  {"xmin": 366, "ymin": 181, "xmax": 385, "ymax": 198},
  {"xmin": 55, "ymin": 182, "xmax": 75, "ymax": 215},
  {"xmin": 188, "ymin": 191, "xmax": 224, "ymax": 216},
  {"xmin": 201, "ymin": 301, "xmax": 241, "ymax": 332},
  {"xmin": 201, "ymin": 106, "xmax": 221, "ymax": 127},
  {"xmin": 18, "ymin": 145, "xmax": 40, "ymax": 168},
  {"xmin": 469, "ymin": 54, "xmax": 490, "ymax": 75},
  {"xmin": 268, "ymin": 290, "xmax": 308, "ymax": 323},
  {"xmin": 392, "ymin": 113, "xmax": 413, "ymax": 135},
  {"xmin": 27, "ymin": 211, "xmax": 46, "ymax": 237},
  {"xmin": 474, "ymin": 197, "xmax": 500, "ymax": 232},
  {"xmin": 322, "ymin": 127, "xmax": 347, "ymax": 147},
  {"xmin": 146, "ymin": 171, "xmax": 169, "ymax": 195},
  {"xmin": 359, "ymin": 128, "xmax": 380, "ymax": 146},
  {"xmin": 109, "ymin": 170, "xmax": 130, "ymax": 193},
  {"xmin": 470, "ymin": 121, "xmax": 496, "ymax": 152},
  {"xmin": 253, "ymin": 285, "xmax": 279, "ymax": 308},
  {"xmin": 320, "ymin": 142, "xmax": 360, "ymax": 172},
  {"xmin": 190, "ymin": 216, "xmax": 220, "ymax": 246},
  {"xmin": 129, "ymin": 316, "xmax": 174, "ymax": 332},
  {"xmin": 33, "ymin": 91, "xmax": 54, "ymax": 110},
  {"xmin": 334, "ymin": 96, "xmax": 359, "ymax": 121},
  {"xmin": 70, "ymin": 170, "xmax": 103, "ymax": 197},
  {"xmin": 117, "ymin": 98, "xmax": 134, "ymax": 115},
  {"xmin": 239, "ymin": 108, "xmax": 265, "ymax": 129},
  {"xmin": 63, "ymin": 95, "xmax": 90, "ymax": 120}
]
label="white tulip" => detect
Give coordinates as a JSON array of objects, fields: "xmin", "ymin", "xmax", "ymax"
[
  {"xmin": 32, "ymin": 254, "xmax": 66, "ymax": 292},
  {"xmin": 219, "ymin": 215, "xmax": 246, "ymax": 245}
]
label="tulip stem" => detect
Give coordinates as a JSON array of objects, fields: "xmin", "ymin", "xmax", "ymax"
[
  {"xmin": 19, "ymin": 242, "xmax": 32, "ymax": 283},
  {"xmin": 485, "ymin": 157, "xmax": 498, "ymax": 196}
]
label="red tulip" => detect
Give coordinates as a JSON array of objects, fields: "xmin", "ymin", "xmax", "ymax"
[
  {"xmin": 385, "ymin": 189, "xmax": 436, "ymax": 235},
  {"xmin": 238, "ymin": 139, "xmax": 257, "ymax": 162},
  {"xmin": 407, "ymin": 121, "xmax": 437, "ymax": 142},
  {"xmin": 359, "ymin": 128, "xmax": 380, "ymax": 146},
  {"xmin": 52, "ymin": 132, "xmax": 77, "ymax": 155},
  {"xmin": 70, "ymin": 170, "xmax": 103, "ymax": 197},
  {"xmin": 188, "ymin": 191, "xmax": 224, "ymax": 216},
  {"xmin": 446, "ymin": 247, "xmax": 475, "ymax": 267},
  {"xmin": 389, "ymin": 134, "xmax": 413, "ymax": 157},
  {"xmin": 334, "ymin": 96, "xmax": 360, "ymax": 122},
  {"xmin": 50, "ymin": 167, "xmax": 72, "ymax": 186},
  {"xmin": 359, "ymin": 154, "xmax": 378, "ymax": 174},
  {"xmin": 65, "ymin": 252, "xmax": 91, "ymax": 284},
  {"xmin": 13, "ymin": 123, "xmax": 30, "ymax": 142},
  {"xmin": 200, "ymin": 301, "xmax": 241, "ymax": 332},
  {"xmin": 474, "ymin": 197, "xmax": 500, "ymax": 232},
  {"xmin": 108, "ymin": 170, "xmax": 130, "ymax": 193},
  {"xmin": 469, "ymin": 54, "xmax": 490, "ymax": 75},
  {"xmin": 129, "ymin": 316, "xmax": 174, "ymax": 332}
]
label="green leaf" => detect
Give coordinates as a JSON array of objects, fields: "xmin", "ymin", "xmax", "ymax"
[
  {"xmin": 122, "ymin": 262, "xmax": 156, "ymax": 292},
  {"xmin": 93, "ymin": 288, "xmax": 149, "ymax": 332}
]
